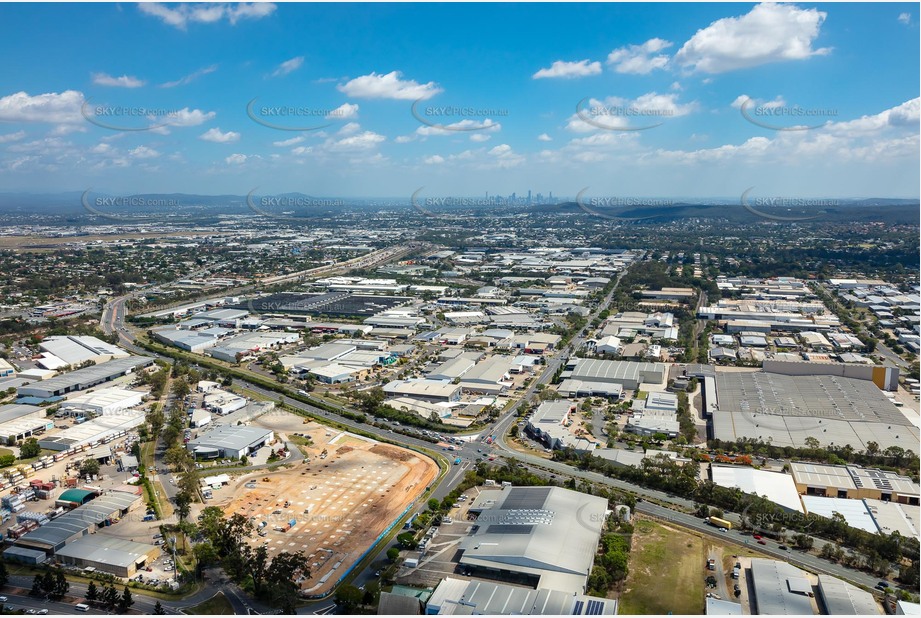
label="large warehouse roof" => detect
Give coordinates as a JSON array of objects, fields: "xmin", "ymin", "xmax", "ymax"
[
  {"xmin": 426, "ymin": 578, "xmax": 617, "ymax": 615},
  {"xmin": 55, "ymin": 534, "xmax": 156, "ymax": 569},
  {"xmin": 749, "ymin": 559, "xmax": 815, "ymax": 615},
  {"xmin": 801, "ymin": 496, "xmax": 878, "ymax": 534},
  {"xmin": 187, "ymin": 425, "xmax": 273, "ymax": 452},
  {"xmin": 817, "ymin": 574, "xmax": 881, "ymax": 615},
  {"xmin": 18, "ymin": 357, "xmax": 153, "ymax": 398},
  {"xmin": 39, "ymin": 336, "xmax": 127, "ymax": 366},
  {"xmin": 564, "ymin": 359, "xmax": 665, "ymax": 385},
  {"xmin": 458, "ymin": 486, "xmax": 608, "ymax": 593},
  {"xmin": 16, "ymin": 491, "xmax": 141, "ymax": 551},
  {"xmin": 38, "ymin": 409, "xmax": 145, "ymax": 451},
  {"xmin": 710, "ymin": 466, "xmax": 804, "ymax": 513},
  {"xmin": 712, "ymin": 371, "xmax": 919, "ymax": 451}
]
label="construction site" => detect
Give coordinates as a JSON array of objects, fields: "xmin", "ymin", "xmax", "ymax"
[{"xmin": 214, "ymin": 412, "xmax": 439, "ymax": 597}]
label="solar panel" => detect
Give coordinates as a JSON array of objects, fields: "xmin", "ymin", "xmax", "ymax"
[
  {"xmin": 501, "ymin": 487, "xmax": 551, "ymax": 510},
  {"xmin": 573, "ymin": 600, "xmax": 585, "ymax": 615},
  {"xmin": 587, "ymin": 599, "xmax": 604, "ymax": 615},
  {"xmin": 486, "ymin": 524, "xmax": 534, "ymax": 535}
]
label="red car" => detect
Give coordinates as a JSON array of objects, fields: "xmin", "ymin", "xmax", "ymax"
[
  {"xmin": 752, "ymin": 534, "xmax": 763, "ymax": 540},
  {"xmin": 757, "ymin": 539, "xmax": 766, "ymax": 545}
]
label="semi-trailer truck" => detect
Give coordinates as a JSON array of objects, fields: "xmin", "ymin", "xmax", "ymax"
[{"xmin": 707, "ymin": 516, "xmax": 732, "ymax": 530}]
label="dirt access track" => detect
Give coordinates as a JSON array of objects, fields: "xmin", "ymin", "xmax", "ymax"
[{"xmin": 219, "ymin": 426, "xmax": 438, "ymax": 597}]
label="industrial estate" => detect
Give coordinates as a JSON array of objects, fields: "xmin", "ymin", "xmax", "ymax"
[{"xmin": 0, "ymin": 1, "xmax": 919, "ymax": 616}]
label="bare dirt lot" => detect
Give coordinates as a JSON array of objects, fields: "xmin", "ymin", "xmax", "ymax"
[{"xmin": 214, "ymin": 412, "xmax": 438, "ymax": 596}]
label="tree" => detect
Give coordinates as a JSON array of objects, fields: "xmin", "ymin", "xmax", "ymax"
[
  {"xmin": 30, "ymin": 574, "xmax": 42, "ymax": 597},
  {"xmin": 102, "ymin": 585, "xmax": 119, "ymax": 611},
  {"xmin": 362, "ymin": 581, "xmax": 380, "ymax": 605},
  {"xmin": 0, "ymin": 561, "xmax": 7, "ymax": 588},
  {"xmin": 20, "ymin": 437, "xmax": 41, "ymax": 459},
  {"xmin": 386, "ymin": 547, "xmax": 400, "ymax": 562},
  {"xmin": 41, "ymin": 571, "xmax": 54, "ymax": 597},
  {"xmin": 174, "ymin": 490, "xmax": 193, "ymax": 523},
  {"xmin": 86, "ymin": 581, "xmax": 98, "ymax": 601},
  {"xmin": 118, "ymin": 586, "xmax": 134, "ymax": 613},
  {"xmin": 80, "ymin": 458, "xmax": 101, "ymax": 478},
  {"xmin": 427, "ymin": 498, "xmax": 440, "ymax": 512},
  {"xmin": 154, "ymin": 601, "xmax": 165, "ymax": 615},
  {"xmin": 335, "ymin": 584, "xmax": 363, "ymax": 610},
  {"xmin": 51, "ymin": 571, "xmax": 69, "ymax": 601},
  {"xmin": 396, "ymin": 532, "xmax": 417, "ymax": 549}
]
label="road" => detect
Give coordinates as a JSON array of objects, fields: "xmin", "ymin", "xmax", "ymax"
[{"xmin": 99, "ymin": 260, "xmax": 893, "ymax": 611}]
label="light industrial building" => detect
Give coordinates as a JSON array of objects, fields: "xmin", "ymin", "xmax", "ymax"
[
  {"xmin": 62, "ymin": 387, "xmax": 145, "ymax": 416},
  {"xmin": 816, "ymin": 574, "xmax": 881, "ymax": 615},
  {"xmin": 37, "ymin": 336, "xmax": 128, "ymax": 367},
  {"xmin": 38, "ymin": 409, "xmax": 145, "ymax": 451},
  {"xmin": 710, "ymin": 465, "xmax": 805, "ymax": 513},
  {"xmin": 526, "ymin": 401, "xmax": 597, "ymax": 451},
  {"xmin": 0, "ymin": 404, "xmax": 53, "ymax": 442},
  {"xmin": 425, "ymin": 578, "xmax": 616, "ymax": 615},
  {"xmin": 801, "ymin": 496, "xmax": 878, "ymax": 534},
  {"xmin": 55, "ymin": 534, "xmax": 160, "ymax": 577},
  {"xmin": 459, "ymin": 485, "xmax": 608, "ymax": 593},
  {"xmin": 186, "ymin": 425, "xmax": 274, "ymax": 459},
  {"xmin": 790, "ymin": 462, "xmax": 920, "ymax": 505},
  {"xmin": 561, "ymin": 359, "xmax": 666, "ymax": 390},
  {"xmin": 557, "ymin": 379, "xmax": 624, "ymax": 399},
  {"xmin": 13, "ymin": 491, "xmax": 142, "ymax": 554},
  {"xmin": 748, "ymin": 559, "xmax": 816, "ymax": 615},
  {"xmin": 17, "ymin": 357, "xmax": 153, "ymax": 399},
  {"xmin": 383, "ymin": 380, "xmax": 462, "ymax": 403},
  {"xmin": 458, "ymin": 357, "xmax": 514, "ymax": 394},
  {"xmin": 709, "ymin": 370, "xmax": 919, "ymax": 452}
]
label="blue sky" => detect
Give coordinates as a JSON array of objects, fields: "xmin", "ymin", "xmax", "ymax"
[{"xmin": 0, "ymin": 2, "xmax": 918, "ymax": 198}]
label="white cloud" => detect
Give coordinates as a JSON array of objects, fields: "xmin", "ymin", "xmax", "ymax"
[
  {"xmin": 731, "ymin": 94, "xmax": 784, "ymax": 110},
  {"xmin": 129, "ymin": 145, "xmax": 160, "ymax": 159},
  {"xmin": 199, "ymin": 127, "xmax": 240, "ymax": 143},
  {"xmin": 826, "ymin": 98, "xmax": 920, "ymax": 135},
  {"xmin": 139, "ymin": 3, "xmax": 276, "ymax": 30},
  {"xmin": 327, "ymin": 130, "xmax": 386, "ymax": 152},
  {"xmin": 671, "ymin": 82, "xmax": 683, "ymax": 91},
  {"xmin": 163, "ymin": 107, "xmax": 217, "ymax": 127},
  {"xmin": 337, "ymin": 122, "xmax": 361, "ymax": 136},
  {"xmin": 674, "ymin": 3, "xmax": 831, "ymax": 74},
  {"xmin": 416, "ymin": 119, "xmax": 501, "ymax": 137},
  {"xmin": 0, "ymin": 130, "xmax": 26, "ymax": 144},
  {"xmin": 161, "ymin": 64, "xmax": 218, "ymax": 88},
  {"xmin": 291, "ymin": 146, "xmax": 313, "ymax": 155},
  {"xmin": 394, "ymin": 135, "xmax": 415, "ymax": 144},
  {"xmin": 225, "ymin": 153, "xmax": 249, "ymax": 165},
  {"xmin": 533, "ymin": 59, "xmax": 602, "ymax": 79},
  {"xmin": 537, "ymin": 133, "xmax": 553, "ymax": 142},
  {"xmin": 327, "ymin": 103, "xmax": 359, "ymax": 120},
  {"xmin": 568, "ymin": 93, "xmax": 695, "ymax": 132},
  {"xmin": 272, "ymin": 56, "xmax": 304, "ymax": 78},
  {"xmin": 273, "ymin": 136, "xmax": 304, "ymax": 147},
  {"xmin": 337, "ymin": 71, "xmax": 442, "ymax": 100},
  {"xmin": 470, "ymin": 133, "xmax": 491, "ymax": 142},
  {"xmin": 898, "ymin": 12, "xmax": 911, "ymax": 24},
  {"xmin": 0, "ymin": 90, "xmax": 84, "ymax": 124},
  {"xmin": 606, "ymin": 39, "xmax": 672, "ymax": 74},
  {"xmin": 423, "ymin": 155, "xmax": 445, "ymax": 164},
  {"xmin": 487, "ymin": 143, "xmax": 524, "ymax": 167},
  {"xmin": 91, "ymin": 73, "xmax": 145, "ymax": 88}
]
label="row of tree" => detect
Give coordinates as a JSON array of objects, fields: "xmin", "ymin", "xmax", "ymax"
[{"xmin": 84, "ymin": 581, "xmax": 134, "ymax": 613}]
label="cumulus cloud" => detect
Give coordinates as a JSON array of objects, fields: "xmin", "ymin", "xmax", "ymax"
[
  {"xmin": 199, "ymin": 127, "xmax": 240, "ymax": 143},
  {"xmin": 470, "ymin": 133, "xmax": 491, "ymax": 142},
  {"xmin": 606, "ymin": 39, "xmax": 672, "ymax": 74},
  {"xmin": 92, "ymin": 73, "xmax": 146, "ymax": 88},
  {"xmin": 0, "ymin": 130, "xmax": 26, "ymax": 144},
  {"xmin": 272, "ymin": 56, "xmax": 304, "ymax": 78},
  {"xmin": 537, "ymin": 133, "xmax": 553, "ymax": 142},
  {"xmin": 163, "ymin": 107, "xmax": 217, "ymax": 127},
  {"xmin": 327, "ymin": 103, "xmax": 359, "ymax": 120},
  {"xmin": 898, "ymin": 12, "xmax": 911, "ymax": 24},
  {"xmin": 273, "ymin": 136, "xmax": 304, "ymax": 147},
  {"xmin": 337, "ymin": 71, "xmax": 442, "ymax": 100},
  {"xmin": 139, "ymin": 3, "xmax": 276, "ymax": 29},
  {"xmin": 568, "ymin": 93, "xmax": 695, "ymax": 132},
  {"xmin": 129, "ymin": 145, "xmax": 160, "ymax": 159},
  {"xmin": 225, "ymin": 153, "xmax": 249, "ymax": 165},
  {"xmin": 423, "ymin": 154, "xmax": 445, "ymax": 164},
  {"xmin": 326, "ymin": 130, "xmax": 386, "ymax": 152},
  {"xmin": 674, "ymin": 3, "xmax": 831, "ymax": 74},
  {"xmin": 0, "ymin": 90, "xmax": 84, "ymax": 125},
  {"xmin": 533, "ymin": 59, "xmax": 602, "ymax": 79}
]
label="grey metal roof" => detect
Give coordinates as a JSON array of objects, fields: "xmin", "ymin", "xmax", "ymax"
[
  {"xmin": 19, "ymin": 357, "xmax": 153, "ymax": 395},
  {"xmin": 459, "ymin": 486, "xmax": 607, "ymax": 590},
  {"xmin": 187, "ymin": 425, "xmax": 273, "ymax": 452},
  {"xmin": 56, "ymin": 534, "xmax": 157, "ymax": 568},
  {"xmin": 817, "ymin": 574, "xmax": 881, "ymax": 615},
  {"xmin": 750, "ymin": 559, "xmax": 815, "ymax": 615},
  {"xmin": 0, "ymin": 404, "xmax": 43, "ymax": 424},
  {"xmin": 16, "ymin": 491, "xmax": 141, "ymax": 550}
]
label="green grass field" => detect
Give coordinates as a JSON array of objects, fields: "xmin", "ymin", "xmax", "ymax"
[{"xmin": 617, "ymin": 519, "xmax": 706, "ymax": 615}]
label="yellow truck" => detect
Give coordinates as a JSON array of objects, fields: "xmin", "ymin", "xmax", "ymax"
[{"xmin": 707, "ymin": 516, "xmax": 732, "ymax": 530}]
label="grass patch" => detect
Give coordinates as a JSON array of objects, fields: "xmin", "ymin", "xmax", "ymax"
[
  {"xmin": 618, "ymin": 519, "xmax": 705, "ymax": 615},
  {"xmin": 183, "ymin": 592, "xmax": 234, "ymax": 615}
]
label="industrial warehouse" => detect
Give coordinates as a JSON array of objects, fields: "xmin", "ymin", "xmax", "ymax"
[
  {"xmin": 17, "ymin": 357, "xmax": 154, "ymax": 399},
  {"xmin": 186, "ymin": 425, "xmax": 274, "ymax": 459}
]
